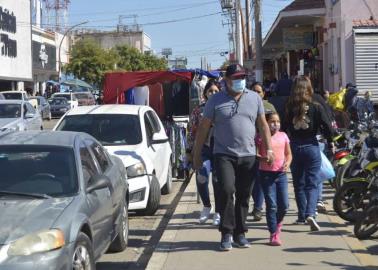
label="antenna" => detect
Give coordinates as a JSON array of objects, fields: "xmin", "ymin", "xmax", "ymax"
[{"xmin": 42, "ymin": 0, "xmax": 70, "ymax": 32}]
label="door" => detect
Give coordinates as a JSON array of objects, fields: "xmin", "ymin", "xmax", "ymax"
[
  {"xmin": 24, "ymin": 103, "xmax": 40, "ymax": 130},
  {"xmin": 79, "ymin": 141, "xmax": 113, "ymax": 257},
  {"xmin": 354, "ymin": 30, "xmax": 378, "ymax": 102},
  {"xmin": 144, "ymin": 111, "xmax": 168, "ymax": 186}
]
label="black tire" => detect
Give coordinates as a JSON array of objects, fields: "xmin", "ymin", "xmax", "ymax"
[
  {"xmin": 108, "ymin": 198, "xmax": 129, "ymax": 252},
  {"xmin": 142, "ymin": 176, "xmax": 161, "ymax": 215},
  {"xmin": 72, "ymin": 232, "xmax": 95, "ymax": 270},
  {"xmin": 161, "ymin": 163, "xmax": 173, "ymax": 195},
  {"xmin": 333, "ymin": 181, "xmax": 369, "ymax": 222},
  {"xmin": 354, "ymin": 204, "xmax": 378, "ymax": 240}
]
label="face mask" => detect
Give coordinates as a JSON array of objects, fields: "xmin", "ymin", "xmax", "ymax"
[
  {"xmin": 231, "ymin": 79, "xmax": 246, "ymax": 93},
  {"xmin": 270, "ymin": 123, "xmax": 281, "ymax": 133}
]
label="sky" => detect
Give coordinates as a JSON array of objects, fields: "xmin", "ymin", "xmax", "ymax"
[{"xmin": 67, "ymin": 0, "xmax": 293, "ymax": 69}]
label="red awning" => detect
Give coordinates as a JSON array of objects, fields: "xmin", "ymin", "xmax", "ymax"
[{"xmin": 103, "ymin": 71, "xmax": 193, "ymax": 104}]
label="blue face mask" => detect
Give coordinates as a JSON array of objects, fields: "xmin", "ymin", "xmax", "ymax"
[{"xmin": 231, "ymin": 79, "xmax": 246, "ymax": 93}]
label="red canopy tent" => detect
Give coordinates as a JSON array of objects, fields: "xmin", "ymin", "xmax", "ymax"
[{"xmin": 103, "ymin": 71, "xmax": 193, "ymax": 104}]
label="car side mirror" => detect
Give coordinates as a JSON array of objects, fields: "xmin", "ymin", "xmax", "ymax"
[
  {"xmin": 151, "ymin": 133, "xmax": 169, "ymax": 144},
  {"xmin": 24, "ymin": 112, "xmax": 35, "ymax": 119},
  {"xmin": 86, "ymin": 174, "xmax": 111, "ymax": 193}
]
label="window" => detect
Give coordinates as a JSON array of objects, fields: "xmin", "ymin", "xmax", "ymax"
[
  {"xmin": 79, "ymin": 142, "xmax": 98, "ymax": 184},
  {"xmin": 147, "ymin": 111, "xmax": 161, "ymax": 133},
  {"xmin": 144, "ymin": 114, "xmax": 154, "ymax": 141},
  {"xmin": 86, "ymin": 139, "xmax": 110, "ymax": 173},
  {"xmin": 25, "ymin": 102, "xmax": 36, "ymax": 114}
]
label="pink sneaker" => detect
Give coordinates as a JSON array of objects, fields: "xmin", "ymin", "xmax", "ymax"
[
  {"xmin": 270, "ymin": 233, "xmax": 282, "ymax": 246},
  {"xmin": 276, "ymin": 222, "xmax": 283, "ymax": 234}
]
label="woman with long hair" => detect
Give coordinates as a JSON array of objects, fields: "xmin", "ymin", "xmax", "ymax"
[
  {"xmin": 187, "ymin": 79, "xmax": 221, "ymax": 225},
  {"xmin": 285, "ymin": 76, "xmax": 335, "ymax": 231}
]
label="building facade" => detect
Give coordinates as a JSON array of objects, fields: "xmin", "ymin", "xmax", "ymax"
[
  {"xmin": 73, "ymin": 30, "xmax": 152, "ymax": 53},
  {"xmin": 0, "ymin": 0, "xmax": 33, "ymax": 91},
  {"xmin": 263, "ymin": 0, "xmax": 378, "ymax": 94}
]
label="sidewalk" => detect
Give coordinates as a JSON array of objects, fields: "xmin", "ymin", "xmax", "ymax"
[{"xmin": 146, "ymin": 177, "xmax": 378, "ymax": 270}]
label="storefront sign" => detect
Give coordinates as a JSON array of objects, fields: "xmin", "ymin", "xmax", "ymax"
[
  {"xmin": 32, "ymin": 41, "xmax": 56, "ymax": 71},
  {"xmin": 283, "ymin": 27, "xmax": 314, "ymax": 51},
  {"xmin": 0, "ymin": 0, "xmax": 32, "ymax": 81}
]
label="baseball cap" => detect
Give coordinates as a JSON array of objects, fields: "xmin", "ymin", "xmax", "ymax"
[{"xmin": 225, "ymin": 64, "xmax": 246, "ymax": 78}]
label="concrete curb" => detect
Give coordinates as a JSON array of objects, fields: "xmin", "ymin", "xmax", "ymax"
[{"xmin": 146, "ymin": 177, "xmax": 196, "ymax": 270}]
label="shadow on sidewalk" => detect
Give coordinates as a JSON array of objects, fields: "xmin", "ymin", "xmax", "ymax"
[
  {"xmin": 283, "ymin": 247, "xmax": 347, "ymax": 253},
  {"xmin": 321, "ymin": 261, "xmax": 377, "ymax": 270}
]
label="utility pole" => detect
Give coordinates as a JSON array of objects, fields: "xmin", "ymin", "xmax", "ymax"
[
  {"xmin": 254, "ymin": 0, "xmax": 263, "ymax": 82},
  {"xmin": 235, "ymin": 0, "xmax": 243, "ymax": 65},
  {"xmin": 245, "ymin": 0, "xmax": 252, "ymax": 59}
]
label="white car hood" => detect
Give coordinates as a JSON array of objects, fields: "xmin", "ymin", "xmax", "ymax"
[{"xmin": 105, "ymin": 145, "xmax": 145, "ymax": 167}]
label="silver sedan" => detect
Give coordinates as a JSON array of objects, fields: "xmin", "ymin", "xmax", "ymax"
[{"xmin": 0, "ymin": 131, "xmax": 129, "ymax": 270}]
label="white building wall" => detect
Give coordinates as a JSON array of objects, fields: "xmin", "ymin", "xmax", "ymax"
[{"xmin": 323, "ymin": 0, "xmax": 378, "ymax": 91}]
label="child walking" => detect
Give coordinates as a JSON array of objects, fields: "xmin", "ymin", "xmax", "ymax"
[{"xmin": 256, "ymin": 112, "xmax": 292, "ymax": 246}]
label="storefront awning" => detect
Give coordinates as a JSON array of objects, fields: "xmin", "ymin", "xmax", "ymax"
[{"xmin": 263, "ymin": 1, "xmax": 326, "ymax": 59}]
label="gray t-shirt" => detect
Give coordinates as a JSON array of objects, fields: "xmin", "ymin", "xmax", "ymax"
[{"xmin": 203, "ymin": 89, "xmax": 264, "ymax": 157}]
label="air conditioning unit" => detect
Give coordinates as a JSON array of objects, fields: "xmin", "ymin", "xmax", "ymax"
[{"xmin": 221, "ymin": 0, "xmax": 234, "ymax": 10}]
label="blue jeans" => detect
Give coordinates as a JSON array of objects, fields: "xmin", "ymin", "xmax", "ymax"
[
  {"xmin": 291, "ymin": 140, "xmax": 321, "ymax": 221},
  {"xmin": 196, "ymin": 146, "xmax": 220, "ymax": 213},
  {"xmin": 252, "ymin": 165, "xmax": 264, "ymax": 211},
  {"xmin": 260, "ymin": 171, "xmax": 289, "ymax": 234}
]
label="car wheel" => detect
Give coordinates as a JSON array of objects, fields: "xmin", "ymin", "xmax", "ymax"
[
  {"xmin": 108, "ymin": 198, "xmax": 129, "ymax": 252},
  {"xmin": 161, "ymin": 162, "xmax": 173, "ymax": 195},
  {"xmin": 72, "ymin": 232, "xmax": 95, "ymax": 270},
  {"xmin": 142, "ymin": 176, "xmax": 161, "ymax": 215}
]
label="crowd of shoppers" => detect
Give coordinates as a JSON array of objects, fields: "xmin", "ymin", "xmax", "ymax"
[{"xmin": 189, "ymin": 64, "xmax": 338, "ymax": 251}]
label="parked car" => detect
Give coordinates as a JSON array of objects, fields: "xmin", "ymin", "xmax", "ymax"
[
  {"xmin": 0, "ymin": 100, "xmax": 43, "ymax": 132},
  {"xmin": 51, "ymin": 92, "xmax": 79, "ymax": 109},
  {"xmin": 54, "ymin": 105, "xmax": 173, "ymax": 215},
  {"xmin": 73, "ymin": 92, "xmax": 96, "ymax": 106},
  {"xmin": 29, "ymin": 96, "xmax": 52, "ymax": 120},
  {"xmin": 1, "ymin": 91, "xmax": 29, "ymax": 101},
  {"xmin": 0, "ymin": 131, "xmax": 129, "ymax": 269},
  {"xmin": 0, "ymin": 93, "xmax": 5, "ymax": 100},
  {"xmin": 48, "ymin": 97, "xmax": 71, "ymax": 118}
]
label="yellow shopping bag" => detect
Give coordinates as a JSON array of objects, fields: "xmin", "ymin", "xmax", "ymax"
[{"xmin": 328, "ymin": 88, "xmax": 346, "ymax": 111}]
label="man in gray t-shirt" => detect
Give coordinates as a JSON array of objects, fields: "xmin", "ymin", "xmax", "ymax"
[{"xmin": 193, "ymin": 64, "xmax": 273, "ymax": 251}]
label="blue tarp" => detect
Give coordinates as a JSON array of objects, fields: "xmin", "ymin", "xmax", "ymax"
[{"xmin": 171, "ymin": 68, "xmax": 221, "ymax": 79}]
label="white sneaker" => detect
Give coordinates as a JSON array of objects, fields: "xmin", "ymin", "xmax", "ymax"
[
  {"xmin": 199, "ymin": 206, "xmax": 212, "ymax": 224},
  {"xmin": 213, "ymin": 213, "xmax": 220, "ymax": 226}
]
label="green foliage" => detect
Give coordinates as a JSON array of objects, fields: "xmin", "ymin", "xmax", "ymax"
[{"xmin": 64, "ymin": 40, "xmax": 168, "ymax": 86}]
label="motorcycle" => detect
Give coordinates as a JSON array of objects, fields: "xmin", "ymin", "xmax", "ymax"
[{"xmin": 333, "ymin": 131, "xmax": 378, "ymax": 222}]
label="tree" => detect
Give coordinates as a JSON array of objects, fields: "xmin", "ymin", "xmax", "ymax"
[
  {"xmin": 115, "ymin": 45, "xmax": 167, "ymax": 71},
  {"xmin": 220, "ymin": 60, "xmax": 230, "ymax": 70},
  {"xmin": 64, "ymin": 39, "xmax": 118, "ymax": 86},
  {"xmin": 64, "ymin": 41, "xmax": 168, "ymax": 86}
]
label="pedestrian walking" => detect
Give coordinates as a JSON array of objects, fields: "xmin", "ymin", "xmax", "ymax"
[
  {"xmin": 256, "ymin": 112, "xmax": 291, "ymax": 246},
  {"xmin": 284, "ymin": 76, "xmax": 335, "ymax": 231},
  {"xmin": 193, "ymin": 64, "xmax": 274, "ymax": 251},
  {"xmin": 250, "ymin": 82, "xmax": 277, "ymax": 221},
  {"xmin": 187, "ymin": 79, "xmax": 221, "ymax": 225}
]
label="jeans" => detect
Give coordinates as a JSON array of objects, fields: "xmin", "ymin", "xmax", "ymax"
[
  {"xmin": 196, "ymin": 146, "xmax": 220, "ymax": 213},
  {"xmin": 317, "ymin": 142, "xmax": 325, "ymax": 203},
  {"xmin": 214, "ymin": 154, "xmax": 256, "ymax": 236},
  {"xmin": 291, "ymin": 139, "xmax": 321, "ymax": 221},
  {"xmin": 260, "ymin": 171, "xmax": 289, "ymax": 234},
  {"xmin": 252, "ymin": 168, "xmax": 264, "ymax": 211}
]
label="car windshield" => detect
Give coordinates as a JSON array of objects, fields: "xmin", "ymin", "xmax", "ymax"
[
  {"xmin": 57, "ymin": 114, "xmax": 142, "ymax": 145},
  {"xmin": 74, "ymin": 93, "xmax": 90, "ymax": 99},
  {"xmin": 3, "ymin": 93, "xmax": 22, "ymax": 100},
  {"xmin": 0, "ymin": 104, "xmax": 21, "ymax": 118},
  {"xmin": 0, "ymin": 146, "xmax": 78, "ymax": 197},
  {"xmin": 54, "ymin": 94, "xmax": 70, "ymax": 100},
  {"xmin": 50, "ymin": 98, "xmax": 67, "ymax": 105}
]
